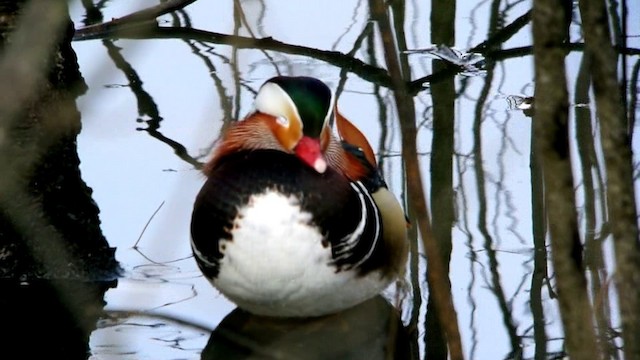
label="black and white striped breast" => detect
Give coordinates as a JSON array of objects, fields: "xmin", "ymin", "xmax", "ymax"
[{"xmin": 190, "ymin": 149, "xmax": 389, "ymax": 280}]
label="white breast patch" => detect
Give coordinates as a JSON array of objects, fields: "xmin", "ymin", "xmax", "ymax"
[{"xmin": 211, "ymin": 189, "xmax": 389, "ymax": 317}]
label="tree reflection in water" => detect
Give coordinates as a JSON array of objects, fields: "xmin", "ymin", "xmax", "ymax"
[
  {"xmin": 3, "ymin": 0, "xmax": 639, "ymax": 359},
  {"xmin": 202, "ymin": 296, "xmax": 408, "ymax": 360}
]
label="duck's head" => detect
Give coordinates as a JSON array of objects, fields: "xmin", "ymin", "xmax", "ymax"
[
  {"xmin": 209, "ymin": 76, "xmax": 377, "ymax": 179},
  {"xmin": 252, "ymin": 76, "xmax": 333, "ymax": 173}
]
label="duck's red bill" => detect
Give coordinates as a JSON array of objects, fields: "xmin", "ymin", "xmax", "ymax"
[{"xmin": 294, "ymin": 136, "xmax": 327, "ymax": 173}]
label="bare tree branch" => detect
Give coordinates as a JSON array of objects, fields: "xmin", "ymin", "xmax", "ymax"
[
  {"xmin": 73, "ymin": 0, "xmax": 198, "ymax": 40},
  {"xmin": 76, "ymin": 25, "xmax": 396, "ymax": 91}
]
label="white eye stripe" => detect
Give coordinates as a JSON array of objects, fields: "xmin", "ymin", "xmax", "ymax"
[
  {"xmin": 275, "ymin": 115, "xmax": 289, "ymax": 128},
  {"xmin": 255, "ymin": 82, "xmax": 300, "ymax": 128}
]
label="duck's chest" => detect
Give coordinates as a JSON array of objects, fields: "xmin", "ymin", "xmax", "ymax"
[
  {"xmin": 220, "ymin": 189, "xmax": 330, "ymax": 279},
  {"xmin": 206, "ymin": 187, "xmax": 388, "ymax": 317},
  {"xmin": 190, "ymin": 151, "xmax": 389, "ymax": 316},
  {"xmin": 190, "ymin": 150, "xmax": 358, "ymax": 276},
  {"xmin": 213, "ymin": 189, "xmax": 338, "ymax": 310}
]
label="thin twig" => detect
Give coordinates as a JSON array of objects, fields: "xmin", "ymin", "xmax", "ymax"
[
  {"xmin": 133, "ymin": 201, "xmax": 165, "ymax": 249},
  {"xmin": 102, "ymin": 308, "xmax": 213, "ymax": 333}
]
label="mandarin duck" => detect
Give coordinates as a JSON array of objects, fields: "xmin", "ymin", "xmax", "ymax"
[{"xmin": 190, "ymin": 76, "xmax": 408, "ymax": 317}]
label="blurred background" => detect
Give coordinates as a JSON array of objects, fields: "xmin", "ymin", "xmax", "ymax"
[{"xmin": 1, "ymin": 0, "xmax": 639, "ymax": 359}]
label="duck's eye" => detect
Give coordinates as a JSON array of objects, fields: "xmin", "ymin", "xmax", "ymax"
[{"xmin": 275, "ymin": 115, "xmax": 289, "ymax": 128}]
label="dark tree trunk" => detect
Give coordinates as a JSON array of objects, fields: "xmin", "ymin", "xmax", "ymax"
[
  {"xmin": 578, "ymin": 1, "xmax": 640, "ymax": 358},
  {"xmin": 425, "ymin": 0, "xmax": 456, "ymax": 359},
  {"xmin": 532, "ymin": 0, "xmax": 600, "ymax": 358},
  {"xmin": 0, "ymin": 0, "xmax": 120, "ymax": 358}
]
